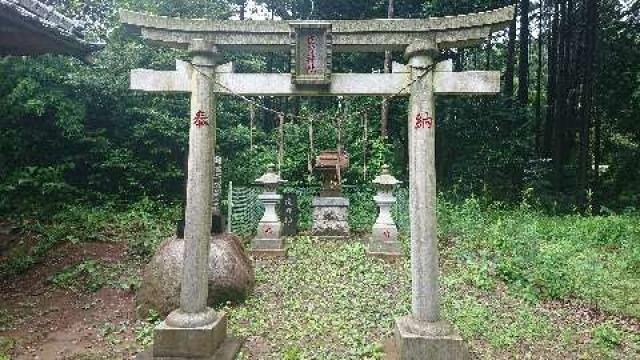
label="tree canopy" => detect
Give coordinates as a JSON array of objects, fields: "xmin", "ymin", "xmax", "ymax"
[{"xmin": 1, "ymin": 0, "xmax": 639, "ymax": 216}]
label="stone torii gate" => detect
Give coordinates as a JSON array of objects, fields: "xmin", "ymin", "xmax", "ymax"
[{"xmin": 122, "ymin": 6, "xmax": 513, "ymax": 360}]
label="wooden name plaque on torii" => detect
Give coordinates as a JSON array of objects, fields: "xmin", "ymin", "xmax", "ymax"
[{"xmin": 290, "ymin": 22, "xmax": 332, "ymax": 86}]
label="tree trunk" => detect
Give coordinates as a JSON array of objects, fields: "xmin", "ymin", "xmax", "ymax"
[
  {"xmin": 593, "ymin": 108, "xmax": 601, "ymax": 213},
  {"xmin": 552, "ymin": 0, "xmax": 568, "ymax": 191},
  {"xmin": 577, "ymin": 0, "xmax": 599, "ymax": 210},
  {"xmin": 454, "ymin": 49, "xmax": 465, "ymax": 71},
  {"xmin": 518, "ymin": 0, "xmax": 531, "ymax": 105},
  {"xmin": 543, "ymin": 0, "xmax": 557, "ymax": 157},
  {"xmin": 504, "ymin": 0, "xmax": 518, "ymax": 98},
  {"xmin": 553, "ymin": 0, "xmax": 578, "ymax": 193},
  {"xmin": 380, "ymin": 0, "xmax": 394, "ymax": 139},
  {"xmin": 535, "ymin": 0, "xmax": 544, "ymax": 154}
]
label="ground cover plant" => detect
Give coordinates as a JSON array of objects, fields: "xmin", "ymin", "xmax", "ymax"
[
  {"xmin": 1, "ymin": 196, "xmax": 639, "ymax": 359},
  {"xmin": 218, "ymin": 209, "xmax": 640, "ymax": 359},
  {"xmin": 438, "ymin": 196, "xmax": 640, "ymax": 318}
]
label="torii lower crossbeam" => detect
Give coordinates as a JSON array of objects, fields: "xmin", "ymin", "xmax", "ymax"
[{"xmin": 130, "ymin": 60, "xmax": 500, "ymax": 97}]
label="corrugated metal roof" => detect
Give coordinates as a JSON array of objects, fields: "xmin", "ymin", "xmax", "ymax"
[{"xmin": 0, "ymin": 0, "xmax": 103, "ymax": 61}]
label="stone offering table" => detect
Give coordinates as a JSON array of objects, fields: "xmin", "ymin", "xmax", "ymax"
[
  {"xmin": 251, "ymin": 164, "xmax": 287, "ymax": 257},
  {"xmin": 312, "ymin": 150, "xmax": 350, "ymax": 239},
  {"xmin": 368, "ymin": 165, "xmax": 402, "ymax": 258}
]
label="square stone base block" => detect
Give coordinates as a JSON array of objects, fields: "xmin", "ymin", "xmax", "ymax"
[
  {"xmin": 250, "ymin": 248, "xmax": 287, "ymax": 258},
  {"xmin": 136, "ymin": 313, "xmax": 243, "ymax": 359},
  {"xmin": 312, "ymin": 197, "xmax": 350, "ymax": 239},
  {"xmin": 367, "ymin": 250, "xmax": 403, "ymax": 261},
  {"xmin": 137, "ymin": 337, "xmax": 243, "ymax": 360},
  {"xmin": 386, "ymin": 317, "xmax": 470, "ymax": 360},
  {"xmin": 250, "ymin": 237, "xmax": 286, "ymax": 258},
  {"xmin": 368, "ymin": 238, "xmax": 403, "ymax": 260}
]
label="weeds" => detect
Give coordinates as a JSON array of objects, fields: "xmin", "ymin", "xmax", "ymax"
[
  {"xmin": 438, "ymin": 196, "xmax": 640, "ymax": 317},
  {"xmin": 2, "ymin": 195, "xmax": 639, "ymax": 358},
  {"xmin": 135, "ymin": 310, "xmax": 160, "ymax": 347},
  {"xmin": 0, "ymin": 198, "xmax": 178, "ymax": 277},
  {"xmin": 47, "ymin": 259, "xmax": 140, "ymax": 293}
]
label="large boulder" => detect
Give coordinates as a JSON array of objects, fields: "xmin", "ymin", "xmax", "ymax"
[{"xmin": 136, "ymin": 233, "xmax": 254, "ymax": 318}]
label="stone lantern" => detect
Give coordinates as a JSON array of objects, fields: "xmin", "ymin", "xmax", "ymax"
[
  {"xmin": 251, "ymin": 164, "xmax": 287, "ymax": 257},
  {"xmin": 368, "ymin": 164, "xmax": 403, "ymax": 257}
]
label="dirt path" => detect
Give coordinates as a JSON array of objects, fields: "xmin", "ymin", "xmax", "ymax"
[{"xmin": 1, "ymin": 240, "xmax": 140, "ymax": 359}]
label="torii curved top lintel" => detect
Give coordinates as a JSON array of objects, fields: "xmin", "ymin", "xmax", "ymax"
[{"xmin": 120, "ymin": 5, "xmax": 514, "ymax": 53}]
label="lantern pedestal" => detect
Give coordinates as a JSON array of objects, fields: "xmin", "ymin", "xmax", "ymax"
[
  {"xmin": 250, "ymin": 165, "xmax": 287, "ymax": 257},
  {"xmin": 136, "ymin": 313, "xmax": 243, "ymax": 360},
  {"xmin": 251, "ymin": 193, "xmax": 286, "ymax": 257},
  {"xmin": 368, "ymin": 193, "xmax": 402, "ymax": 258}
]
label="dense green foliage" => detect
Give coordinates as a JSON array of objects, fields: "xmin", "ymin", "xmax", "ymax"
[
  {"xmin": 439, "ymin": 196, "xmax": 640, "ymax": 317},
  {"xmin": 0, "ymin": 198, "xmax": 179, "ymax": 276},
  {"xmin": 166, "ymin": 199, "xmax": 639, "ymax": 358},
  {"xmin": 0, "ymin": 0, "xmax": 638, "ymax": 217}
]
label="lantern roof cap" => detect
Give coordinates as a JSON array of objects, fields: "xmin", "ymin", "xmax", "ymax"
[
  {"xmin": 255, "ymin": 164, "xmax": 287, "ymax": 185},
  {"xmin": 372, "ymin": 164, "xmax": 401, "ymax": 186}
]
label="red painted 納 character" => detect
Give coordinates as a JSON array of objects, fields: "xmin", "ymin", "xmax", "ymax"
[{"xmin": 414, "ymin": 112, "xmax": 433, "ymax": 129}]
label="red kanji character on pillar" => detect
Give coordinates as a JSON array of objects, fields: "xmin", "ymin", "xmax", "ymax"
[
  {"xmin": 414, "ymin": 112, "xmax": 433, "ymax": 129},
  {"xmin": 193, "ymin": 110, "xmax": 209, "ymax": 128}
]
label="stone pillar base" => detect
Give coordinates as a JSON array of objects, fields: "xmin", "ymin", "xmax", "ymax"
[
  {"xmin": 312, "ymin": 197, "xmax": 350, "ymax": 239},
  {"xmin": 388, "ymin": 316, "xmax": 469, "ymax": 360},
  {"xmin": 136, "ymin": 312, "xmax": 243, "ymax": 360}
]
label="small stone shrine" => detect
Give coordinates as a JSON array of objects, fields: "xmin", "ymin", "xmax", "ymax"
[
  {"xmin": 251, "ymin": 164, "xmax": 287, "ymax": 257},
  {"xmin": 368, "ymin": 165, "xmax": 402, "ymax": 258},
  {"xmin": 312, "ymin": 150, "xmax": 350, "ymax": 239}
]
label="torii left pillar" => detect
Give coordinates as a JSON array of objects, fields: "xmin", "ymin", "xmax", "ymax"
[{"xmin": 138, "ymin": 39, "xmax": 242, "ymax": 360}]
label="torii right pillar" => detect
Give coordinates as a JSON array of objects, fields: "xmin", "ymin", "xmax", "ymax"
[{"xmin": 394, "ymin": 40, "xmax": 473, "ymax": 360}]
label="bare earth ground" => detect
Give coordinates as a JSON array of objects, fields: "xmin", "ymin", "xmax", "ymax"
[
  {"xmin": 0, "ymin": 238, "xmax": 140, "ymax": 359},
  {"xmin": 1, "ymin": 232, "xmax": 639, "ymax": 359}
]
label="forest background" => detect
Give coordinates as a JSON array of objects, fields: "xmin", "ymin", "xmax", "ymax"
[{"xmin": 1, "ymin": 0, "xmax": 638, "ymax": 217}]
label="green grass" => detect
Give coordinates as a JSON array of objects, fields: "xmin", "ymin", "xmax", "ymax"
[
  {"xmin": 3, "ymin": 195, "xmax": 638, "ymax": 359},
  {"xmin": 46, "ymin": 259, "xmax": 141, "ymax": 293},
  {"xmin": 224, "ymin": 236, "xmax": 409, "ymax": 359},
  {"xmin": 215, "ymin": 233, "xmax": 638, "ymax": 359},
  {"xmin": 438, "ymin": 196, "xmax": 640, "ymax": 318}
]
